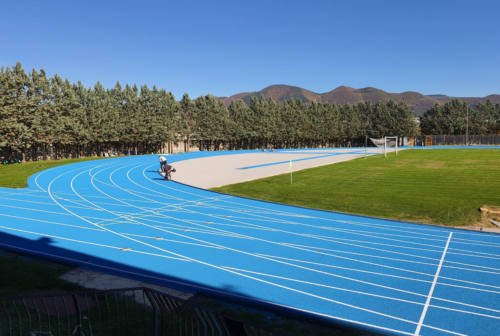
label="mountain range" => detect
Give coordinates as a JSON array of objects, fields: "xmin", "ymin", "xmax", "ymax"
[{"xmin": 219, "ymin": 85, "xmax": 500, "ymax": 116}]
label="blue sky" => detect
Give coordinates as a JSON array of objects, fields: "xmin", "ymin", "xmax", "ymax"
[{"xmin": 1, "ymin": 0, "xmax": 499, "ymax": 99}]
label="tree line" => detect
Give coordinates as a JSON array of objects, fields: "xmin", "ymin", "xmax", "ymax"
[
  {"xmin": 420, "ymin": 99, "xmax": 500, "ymax": 136},
  {"xmin": 2, "ymin": 62, "xmax": 496, "ymax": 162}
]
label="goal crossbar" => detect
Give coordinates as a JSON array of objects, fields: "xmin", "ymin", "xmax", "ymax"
[{"xmin": 384, "ymin": 136, "xmax": 398, "ymax": 157}]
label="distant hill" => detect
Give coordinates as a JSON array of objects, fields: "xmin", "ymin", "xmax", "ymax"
[{"xmin": 219, "ymin": 85, "xmax": 500, "ymax": 116}]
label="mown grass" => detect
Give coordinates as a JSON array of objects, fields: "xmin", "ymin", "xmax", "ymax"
[
  {"xmin": 213, "ymin": 149, "xmax": 500, "ymax": 227},
  {"xmin": 0, "ymin": 157, "xmax": 104, "ymax": 188}
]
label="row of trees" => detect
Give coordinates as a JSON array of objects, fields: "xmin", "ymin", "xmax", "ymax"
[
  {"xmin": 420, "ymin": 99, "xmax": 500, "ymax": 135},
  {"xmin": 0, "ymin": 63, "xmax": 419, "ymax": 161},
  {"xmin": 4, "ymin": 62, "xmax": 498, "ymax": 161}
]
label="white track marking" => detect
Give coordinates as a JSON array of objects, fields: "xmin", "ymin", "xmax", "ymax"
[
  {"xmin": 136, "ymin": 165, "xmax": 499, "ymax": 262},
  {"xmin": 104, "ymin": 166, "xmax": 453, "ymax": 282},
  {"xmin": 0, "ymin": 189, "xmax": 43, "ymax": 197},
  {"xmin": 131, "ymin": 169, "xmax": 459, "ymax": 265},
  {"xmin": 432, "ymin": 296, "xmax": 500, "ymax": 315},
  {"xmin": 140, "ymin": 168, "xmax": 498, "ymax": 270},
  {"xmin": 2, "ymin": 156, "xmax": 496, "ymax": 333},
  {"xmin": 0, "ymin": 225, "xmax": 189, "ymax": 261},
  {"xmin": 34, "ymin": 169, "xmax": 49, "ymax": 191},
  {"xmin": 223, "ymin": 265, "xmax": 425, "ymax": 305},
  {"xmin": 81, "ymin": 168, "xmax": 442, "ymax": 300},
  {"xmin": 92, "ymin": 159, "xmax": 500, "ymax": 250},
  {"xmin": 0, "ymin": 213, "xmax": 104, "ymax": 231},
  {"xmin": 82, "ymin": 164, "xmax": 442, "ymax": 302},
  {"xmin": 111, "ymin": 163, "xmax": 500, "ymax": 289},
  {"xmin": 0, "ymin": 195, "xmax": 96, "ymax": 210},
  {"xmin": 121, "ymin": 232, "xmax": 225, "ymax": 249},
  {"xmin": 40, "ymin": 161, "xmax": 500, "ymax": 296},
  {"xmin": 441, "ymin": 263, "xmax": 500, "ymax": 275},
  {"xmin": 0, "ymin": 233, "xmax": 418, "ymax": 336},
  {"xmin": 256, "ymin": 253, "xmax": 500, "ymax": 314},
  {"xmin": 0, "ymin": 203, "xmax": 74, "ymax": 216},
  {"xmin": 143, "ymin": 162, "xmax": 499, "ymax": 250},
  {"xmin": 48, "ymin": 166, "xmax": 425, "ymax": 330},
  {"xmin": 415, "ymin": 232, "xmax": 453, "ymax": 335},
  {"xmin": 283, "ymin": 241, "xmax": 438, "ymax": 269},
  {"xmin": 224, "ymin": 266, "xmax": 500, "ymax": 320},
  {"xmin": 256, "ymin": 252, "xmax": 500, "ymax": 292}
]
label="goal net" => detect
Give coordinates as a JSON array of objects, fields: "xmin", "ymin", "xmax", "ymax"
[{"xmin": 370, "ymin": 136, "xmax": 398, "ymax": 157}]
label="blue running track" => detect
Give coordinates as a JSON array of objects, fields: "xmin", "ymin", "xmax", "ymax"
[{"xmin": 0, "ymin": 149, "xmax": 499, "ymax": 335}]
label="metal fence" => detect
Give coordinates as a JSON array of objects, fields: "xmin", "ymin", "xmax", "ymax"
[
  {"xmin": 0, "ymin": 287, "xmax": 277, "ymax": 336},
  {"xmin": 0, "ymin": 286, "xmax": 386, "ymax": 336},
  {"xmin": 0, "ymin": 288, "xmax": 153, "ymax": 336},
  {"xmin": 420, "ymin": 134, "xmax": 500, "ymax": 146}
]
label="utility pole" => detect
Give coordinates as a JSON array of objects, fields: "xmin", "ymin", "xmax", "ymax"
[{"xmin": 466, "ymin": 105, "xmax": 469, "ymax": 146}]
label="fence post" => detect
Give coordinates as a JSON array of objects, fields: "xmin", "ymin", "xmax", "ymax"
[
  {"xmin": 71, "ymin": 294, "xmax": 82, "ymax": 336},
  {"xmin": 153, "ymin": 306, "xmax": 159, "ymax": 336}
]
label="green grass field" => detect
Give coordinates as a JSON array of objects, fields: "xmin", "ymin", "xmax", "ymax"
[
  {"xmin": 0, "ymin": 157, "xmax": 104, "ymax": 188},
  {"xmin": 213, "ymin": 149, "xmax": 500, "ymax": 227}
]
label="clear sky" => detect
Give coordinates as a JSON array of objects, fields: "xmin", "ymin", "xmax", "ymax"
[{"xmin": 1, "ymin": 0, "xmax": 499, "ymax": 99}]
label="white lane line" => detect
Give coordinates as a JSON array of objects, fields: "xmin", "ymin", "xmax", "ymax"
[
  {"xmin": 88, "ymin": 163, "xmax": 443, "ymax": 302},
  {"xmin": 283, "ymin": 242, "xmax": 438, "ymax": 269},
  {"xmin": 120, "ymin": 162, "xmax": 500, "ymax": 292},
  {"xmin": 0, "ymin": 225, "xmax": 189, "ymax": 261},
  {"xmin": 451, "ymin": 238, "xmax": 500, "ymax": 248},
  {"xmin": 0, "ymin": 213, "xmax": 104, "ymax": 231},
  {"xmin": 138, "ymin": 164, "xmax": 500, "ymax": 265},
  {"xmin": 222, "ymin": 265, "xmax": 426, "ymax": 305},
  {"xmin": 260, "ymin": 252, "xmax": 500, "ymax": 294},
  {"xmin": 0, "ymin": 204, "xmax": 73, "ymax": 216},
  {"xmin": 92, "ymin": 173, "xmax": 435, "ymax": 300},
  {"xmin": 121, "ymin": 232, "xmax": 225, "ymax": 249},
  {"xmin": 149, "ymin": 162, "xmax": 499, "ymax": 251},
  {"xmin": 34, "ymin": 169, "xmax": 49, "ymax": 191},
  {"xmin": 448, "ymin": 247, "xmax": 500, "ymax": 258},
  {"xmin": 442, "ymin": 263, "xmax": 500, "ymax": 275},
  {"xmin": 113, "ymin": 165, "xmax": 449, "ymax": 281},
  {"xmin": 124, "ymin": 164, "xmax": 500, "ymax": 292},
  {"xmin": 128, "ymin": 187, "xmax": 449, "ymax": 267},
  {"xmin": 64, "ymin": 165, "xmax": 424, "ymax": 330},
  {"xmin": 94, "ymin": 159, "xmax": 500, "ymax": 248},
  {"xmin": 0, "ymin": 231, "xmax": 414, "ymax": 336},
  {"xmin": 224, "ymin": 266, "xmax": 500, "ymax": 320},
  {"xmin": 136, "ymin": 166, "xmax": 464, "ymax": 262},
  {"xmin": 0, "ymin": 196, "xmax": 105, "ymax": 212},
  {"xmin": 415, "ymin": 232, "xmax": 453, "ymax": 335},
  {"xmin": 30, "ymin": 156, "xmax": 492, "ymax": 334}
]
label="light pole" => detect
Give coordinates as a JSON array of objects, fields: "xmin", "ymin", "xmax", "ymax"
[{"xmin": 466, "ymin": 105, "xmax": 469, "ymax": 146}]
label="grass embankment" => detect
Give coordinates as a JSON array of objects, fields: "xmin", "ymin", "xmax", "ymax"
[
  {"xmin": 0, "ymin": 254, "xmax": 82, "ymax": 296},
  {"xmin": 0, "ymin": 157, "xmax": 103, "ymax": 188},
  {"xmin": 213, "ymin": 149, "xmax": 500, "ymax": 227}
]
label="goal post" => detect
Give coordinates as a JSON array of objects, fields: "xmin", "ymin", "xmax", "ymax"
[
  {"xmin": 369, "ymin": 136, "xmax": 398, "ymax": 158},
  {"xmin": 384, "ymin": 136, "xmax": 398, "ymax": 157}
]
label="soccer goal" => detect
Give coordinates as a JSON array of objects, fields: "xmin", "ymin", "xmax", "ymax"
[
  {"xmin": 369, "ymin": 136, "xmax": 398, "ymax": 157},
  {"xmin": 384, "ymin": 136, "xmax": 398, "ymax": 157}
]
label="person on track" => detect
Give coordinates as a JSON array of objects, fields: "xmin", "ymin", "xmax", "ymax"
[
  {"xmin": 159, "ymin": 156, "xmax": 167, "ymax": 172},
  {"xmin": 164, "ymin": 163, "xmax": 176, "ymax": 180},
  {"xmin": 159, "ymin": 156, "xmax": 176, "ymax": 180}
]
